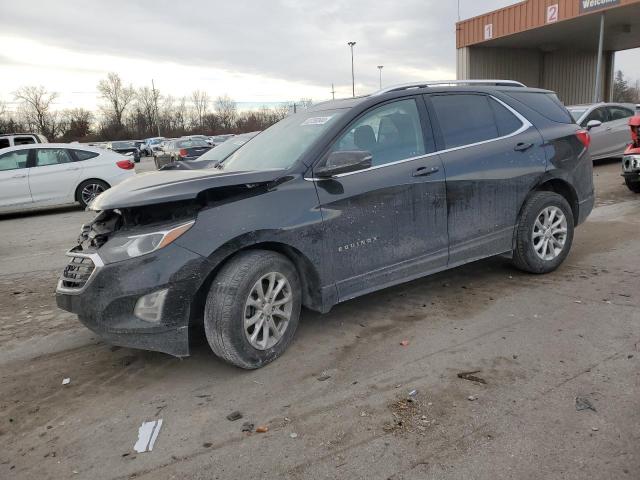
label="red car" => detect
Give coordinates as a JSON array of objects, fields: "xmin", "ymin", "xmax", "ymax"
[{"xmin": 622, "ymin": 115, "xmax": 640, "ymax": 193}]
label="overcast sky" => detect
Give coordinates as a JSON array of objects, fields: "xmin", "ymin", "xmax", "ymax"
[{"xmin": 1, "ymin": 0, "xmax": 638, "ymax": 111}]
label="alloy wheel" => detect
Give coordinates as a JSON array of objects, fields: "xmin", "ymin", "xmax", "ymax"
[
  {"xmin": 81, "ymin": 183, "xmax": 106, "ymax": 205},
  {"xmin": 243, "ymin": 272, "xmax": 293, "ymax": 350},
  {"xmin": 532, "ymin": 206, "xmax": 568, "ymax": 261}
]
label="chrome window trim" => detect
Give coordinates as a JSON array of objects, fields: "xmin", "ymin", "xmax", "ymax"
[
  {"xmin": 304, "ymin": 94, "xmax": 532, "ymax": 181},
  {"xmin": 56, "ymin": 250, "xmax": 104, "ymax": 295}
]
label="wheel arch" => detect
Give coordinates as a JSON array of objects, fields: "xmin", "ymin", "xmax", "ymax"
[{"xmin": 188, "ymin": 240, "xmax": 325, "ymax": 329}]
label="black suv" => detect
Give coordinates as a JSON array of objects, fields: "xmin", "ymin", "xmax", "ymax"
[{"xmin": 56, "ymin": 81, "xmax": 594, "ymax": 369}]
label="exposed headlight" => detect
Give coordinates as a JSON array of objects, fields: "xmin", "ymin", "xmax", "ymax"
[{"xmin": 99, "ymin": 221, "xmax": 194, "ymax": 263}]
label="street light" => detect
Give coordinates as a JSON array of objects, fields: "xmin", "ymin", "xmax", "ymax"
[
  {"xmin": 347, "ymin": 41, "xmax": 356, "ymax": 97},
  {"xmin": 377, "ymin": 65, "xmax": 384, "ymax": 89}
]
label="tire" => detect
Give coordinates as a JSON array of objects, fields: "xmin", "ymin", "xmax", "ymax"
[
  {"xmin": 511, "ymin": 191, "xmax": 574, "ymax": 274},
  {"xmin": 76, "ymin": 179, "xmax": 109, "ymax": 208},
  {"xmin": 625, "ymin": 177, "xmax": 640, "ymax": 193},
  {"xmin": 204, "ymin": 250, "xmax": 302, "ymax": 369}
]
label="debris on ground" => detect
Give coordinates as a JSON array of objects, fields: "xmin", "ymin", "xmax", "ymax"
[
  {"xmin": 62, "ymin": 378, "xmax": 71, "ymax": 385},
  {"xmin": 408, "ymin": 389, "xmax": 418, "ymax": 397},
  {"xmin": 256, "ymin": 425, "xmax": 269, "ymax": 433},
  {"xmin": 468, "ymin": 395, "xmax": 477, "ymax": 401},
  {"xmin": 202, "ymin": 442, "xmax": 212, "ymax": 448},
  {"xmin": 289, "ymin": 432, "xmax": 298, "ymax": 438},
  {"xmin": 575, "ymin": 396, "xmax": 597, "ymax": 412},
  {"xmin": 384, "ymin": 396, "xmax": 434, "ymax": 435},
  {"xmin": 241, "ymin": 422, "xmax": 254, "ymax": 433},
  {"xmin": 133, "ymin": 419, "xmax": 163, "ymax": 453},
  {"xmin": 400, "ymin": 340, "xmax": 409, "ymax": 347},
  {"xmin": 592, "ymin": 426, "xmax": 599, "ymax": 431},
  {"xmin": 457, "ymin": 370, "xmax": 487, "ymax": 384},
  {"xmin": 226, "ymin": 411, "xmax": 243, "ymax": 421},
  {"xmin": 317, "ymin": 372, "xmax": 331, "ymax": 381}
]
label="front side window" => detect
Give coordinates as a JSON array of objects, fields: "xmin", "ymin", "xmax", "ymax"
[
  {"xmin": 607, "ymin": 106, "xmax": 634, "ymax": 121},
  {"xmin": 0, "ymin": 150, "xmax": 29, "ymax": 171},
  {"xmin": 14, "ymin": 136, "xmax": 36, "ymax": 146},
  {"xmin": 35, "ymin": 148, "xmax": 73, "ymax": 167},
  {"xmin": 329, "ymin": 99, "xmax": 428, "ymax": 167},
  {"xmin": 583, "ymin": 107, "xmax": 608, "ymax": 125},
  {"xmin": 431, "ymin": 94, "xmax": 501, "ymax": 149},
  {"xmin": 0, "ymin": 139, "xmax": 10, "ymax": 149}
]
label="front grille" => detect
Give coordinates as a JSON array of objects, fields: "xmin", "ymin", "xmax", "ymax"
[{"xmin": 60, "ymin": 256, "xmax": 96, "ymax": 290}]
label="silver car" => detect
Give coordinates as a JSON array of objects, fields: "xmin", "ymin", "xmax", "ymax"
[{"xmin": 567, "ymin": 103, "xmax": 638, "ymax": 160}]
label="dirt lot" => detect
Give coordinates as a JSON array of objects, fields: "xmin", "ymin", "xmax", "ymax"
[{"xmin": 0, "ymin": 160, "xmax": 638, "ymax": 480}]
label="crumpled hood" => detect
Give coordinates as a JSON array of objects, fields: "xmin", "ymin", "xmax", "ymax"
[{"xmin": 90, "ymin": 168, "xmax": 287, "ymax": 210}]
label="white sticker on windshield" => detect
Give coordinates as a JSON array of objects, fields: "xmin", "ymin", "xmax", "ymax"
[{"xmin": 302, "ymin": 116, "xmax": 333, "ymax": 126}]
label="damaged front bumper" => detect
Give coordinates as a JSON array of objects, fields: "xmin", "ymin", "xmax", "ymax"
[
  {"xmin": 55, "ymin": 243, "xmax": 211, "ymax": 357},
  {"xmin": 622, "ymin": 154, "xmax": 640, "ymax": 178}
]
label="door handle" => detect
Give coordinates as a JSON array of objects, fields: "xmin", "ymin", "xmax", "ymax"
[
  {"xmin": 412, "ymin": 166, "xmax": 439, "ymax": 177},
  {"xmin": 514, "ymin": 142, "xmax": 533, "ymax": 152},
  {"xmin": 12, "ymin": 173, "xmax": 27, "ymax": 178},
  {"xmin": 66, "ymin": 166, "xmax": 80, "ymax": 171}
]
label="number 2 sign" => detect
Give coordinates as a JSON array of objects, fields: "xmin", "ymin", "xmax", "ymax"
[{"xmin": 547, "ymin": 4, "xmax": 559, "ymax": 23}]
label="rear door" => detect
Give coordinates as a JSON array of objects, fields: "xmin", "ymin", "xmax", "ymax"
[
  {"xmin": 313, "ymin": 97, "xmax": 448, "ymax": 300},
  {"xmin": 0, "ymin": 149, "xmax": 32, "ymax": 210},
  {"xmin": 426, "ymin": 92, "xmax": 546, "ymax": 265},
  {"xmin": 28, "ymin": 148, "xmax": 83, "ymax": 205},
  {"xmin": 605, "ymin": 105, "xmax": 635, "ymax": 156}
]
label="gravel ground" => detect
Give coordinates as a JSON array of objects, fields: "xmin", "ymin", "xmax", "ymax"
[{"xmin": 0, "ymin": 159, "xmax": 638, "ymax": 480}]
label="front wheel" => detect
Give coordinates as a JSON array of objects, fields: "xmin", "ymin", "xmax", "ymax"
[
  {"xmin": 76, "ymin": 179, "xmax": 109, "ymax": 208},
  {"xmin": 204, "ymin": 250, "xmax": 302, "ymax": 369},
  {"xmin": 512, "ymin": 191, "xmax": 575, "ymax": 274},
  {"xmin": 625, "ymin": 177, "xmax": 640, "ymax": 193}
]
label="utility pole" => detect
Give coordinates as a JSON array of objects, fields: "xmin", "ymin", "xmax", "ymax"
[
  {"xmin": 151, "ymin": 79, "xmax": 161, "ymax": 137},
  {"xmin": 331, "ymin": 83, "xmax": 335, "ymax": 100},
  {"xmin": 347, "ymin": 41, "xmax": 356, "ymax": 97},
  {"xmin": 593, "ymin": 13, "xmax": 605, "ymax": 103},
  {"xmin": 377, "ymin": 65, "xmax": 384, "ymax": 89}
]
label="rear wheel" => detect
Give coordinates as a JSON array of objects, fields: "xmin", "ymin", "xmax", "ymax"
[
  {"xmin": 625, "ymin": 177, "xmax": 640, "ymax": 193},
  {"xmin": 512, "ymin": 191, "xmax": 574, "ymax": 274},
  {"xmin": 76, "ymin": 179, "xmax": 109, "ymax": 208},
  {"xmin": 204, "ymin": 250, "xmax": 302, "ymax": 369}
]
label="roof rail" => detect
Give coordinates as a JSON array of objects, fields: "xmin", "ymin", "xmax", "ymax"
[{"xmin": 371, "ymin": 79, "xmax": 526, "ymax": 96}]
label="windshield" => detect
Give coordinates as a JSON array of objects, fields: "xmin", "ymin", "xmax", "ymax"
[
  {"xmin": 198, "ymin": 133, "xmax": 258, "ymax": 164},
  {"xmin": 567, "ymin": 107, "xmax": 588, "ymax": 122},
  {"xmin": 113, "ymin": 141, "xmax": 135, "ymax": 149},
  {"xmin": 221, "ymin": 109, "xmax": 345, "ymax": 171}
]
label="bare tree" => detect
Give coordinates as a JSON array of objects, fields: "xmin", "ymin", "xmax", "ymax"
[
  {"xmin": 13, "ymin": 86, "xmax": 59, "ymax": 137},
  {"xmin": 215, "ymin": 95, "xmax": 237, "ymax": 131},
  {"xmin": 191, "ymin": 90, "xmax": 209, "ymax": 129},
  {"xmin": 60, "ymin": 108, "xmax": 94, "ymax": 141},
  {"xmin": 136, "ymin": 86, "xmax": 160, "ymax": 134},
  {"xmin": 97, "ymin": 73, "xmax": 135, "ymax": 129}
]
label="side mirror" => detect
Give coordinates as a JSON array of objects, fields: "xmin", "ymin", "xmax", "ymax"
[
  {"xmin": 586, "ymin": 120, "xmax": 602, "ymax": 130},
  {"xmin": 315, "ymin": 150, "xmax": 372, "ymax": 178}
]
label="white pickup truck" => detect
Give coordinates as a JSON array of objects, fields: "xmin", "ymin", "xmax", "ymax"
[{"xmin": 0, "ymin": 133, "xmax": 48, "ymax": 150}]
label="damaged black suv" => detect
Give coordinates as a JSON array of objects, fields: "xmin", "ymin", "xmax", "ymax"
[{"xmin": 56, "ymin": 80, "xmax": 594, "ymax": 369}]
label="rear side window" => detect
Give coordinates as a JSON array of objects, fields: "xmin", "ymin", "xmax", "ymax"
[
  {"xmin": 430, "ymin": 94, "xmax": 499, "ymax": 149},
  {"xmin": 35, "ymin": 148, "xmax": 73, "ymax": 166},
  {"xmin": 14, "ymin": 136, "xmax": 36, "ymax": 145},
  {"xmin": 72, "ymin": 149, "xmax": 99, "ymax": 161},
  {"xmin": 607, "ymin": 106, "xmax": 634, "ymax": 121},
  {"xmin": 0, "ymin": 139, "xmax": 10, "ymax": 149},
  {"xmin": 489, "ymin": 98, "xmax": 523, "ymax": 136},
  {"xmin": 505, "ymin": 91, "xmax": 573, "ymax": 123}
]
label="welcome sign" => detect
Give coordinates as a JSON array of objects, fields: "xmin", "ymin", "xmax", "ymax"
[{"xmin": 579, "ymin": 0, "xmax": 621, "ymax": 13}]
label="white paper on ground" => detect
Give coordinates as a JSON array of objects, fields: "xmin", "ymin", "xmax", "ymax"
[
  {"xmin": 134, "ymin": 419, "xmax": 163, "ymax": 453},
  {"xmin": 62, "ymin": 378, "xmax": 71, "ymax": 385}
]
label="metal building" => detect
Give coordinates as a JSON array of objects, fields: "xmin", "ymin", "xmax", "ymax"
[{"xmin": 456, "ymin": 0, "xmax": 640, "ymax": 104}]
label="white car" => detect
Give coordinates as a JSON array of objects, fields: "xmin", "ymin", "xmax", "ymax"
[{"xmin": 0, "ymin": 143, "xmax": 136, "ymax": 213}]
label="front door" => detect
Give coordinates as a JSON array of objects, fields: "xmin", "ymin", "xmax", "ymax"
[
  {"xmin": 582, "ymin": 107, "xmax": 610, "ymax": 159},
  {"xmin": 312, "ymin": 97, "xmax": 448, "ymax": 301},
  {"xmin": 605, "ymin": 105, "xmax": 636, "ymax": 157},
  {"xmin": 28, "ymin": 148, "xmax": 83, "ymax": 205},
  {"xmin": 427, "ymin": 92, "xmax": 547, "ymax": 265},
  {"xmin": 0, "ymin": 149, "xmax": 32, "ymax": 210}
]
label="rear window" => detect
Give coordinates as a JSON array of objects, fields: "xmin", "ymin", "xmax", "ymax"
[
  {"xmin": 176, "ymin": 140, "xmax": 208, "ymax": 148},
  {"xmin": 14, "ymin": 136, "xmax": 36, "ymax": 145},
  {"xmin": 73, "ymin": 149, "xmax": 100, "ymax": 161},
  {"xmin": 506, "ymin": 91, "xmax": 573, "ymax": 124}
]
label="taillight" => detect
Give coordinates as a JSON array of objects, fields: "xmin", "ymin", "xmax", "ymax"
[
  {"xmin": 179, "ymin": 148, "xmax": 188, "ymax": 157},
  {"xmin": 576, "ymin": 130, "xmax": 591, "ymax": 149},
  {"xmin": 116, "ymin": 159, "xmax": 135, "ymax": 170}
]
